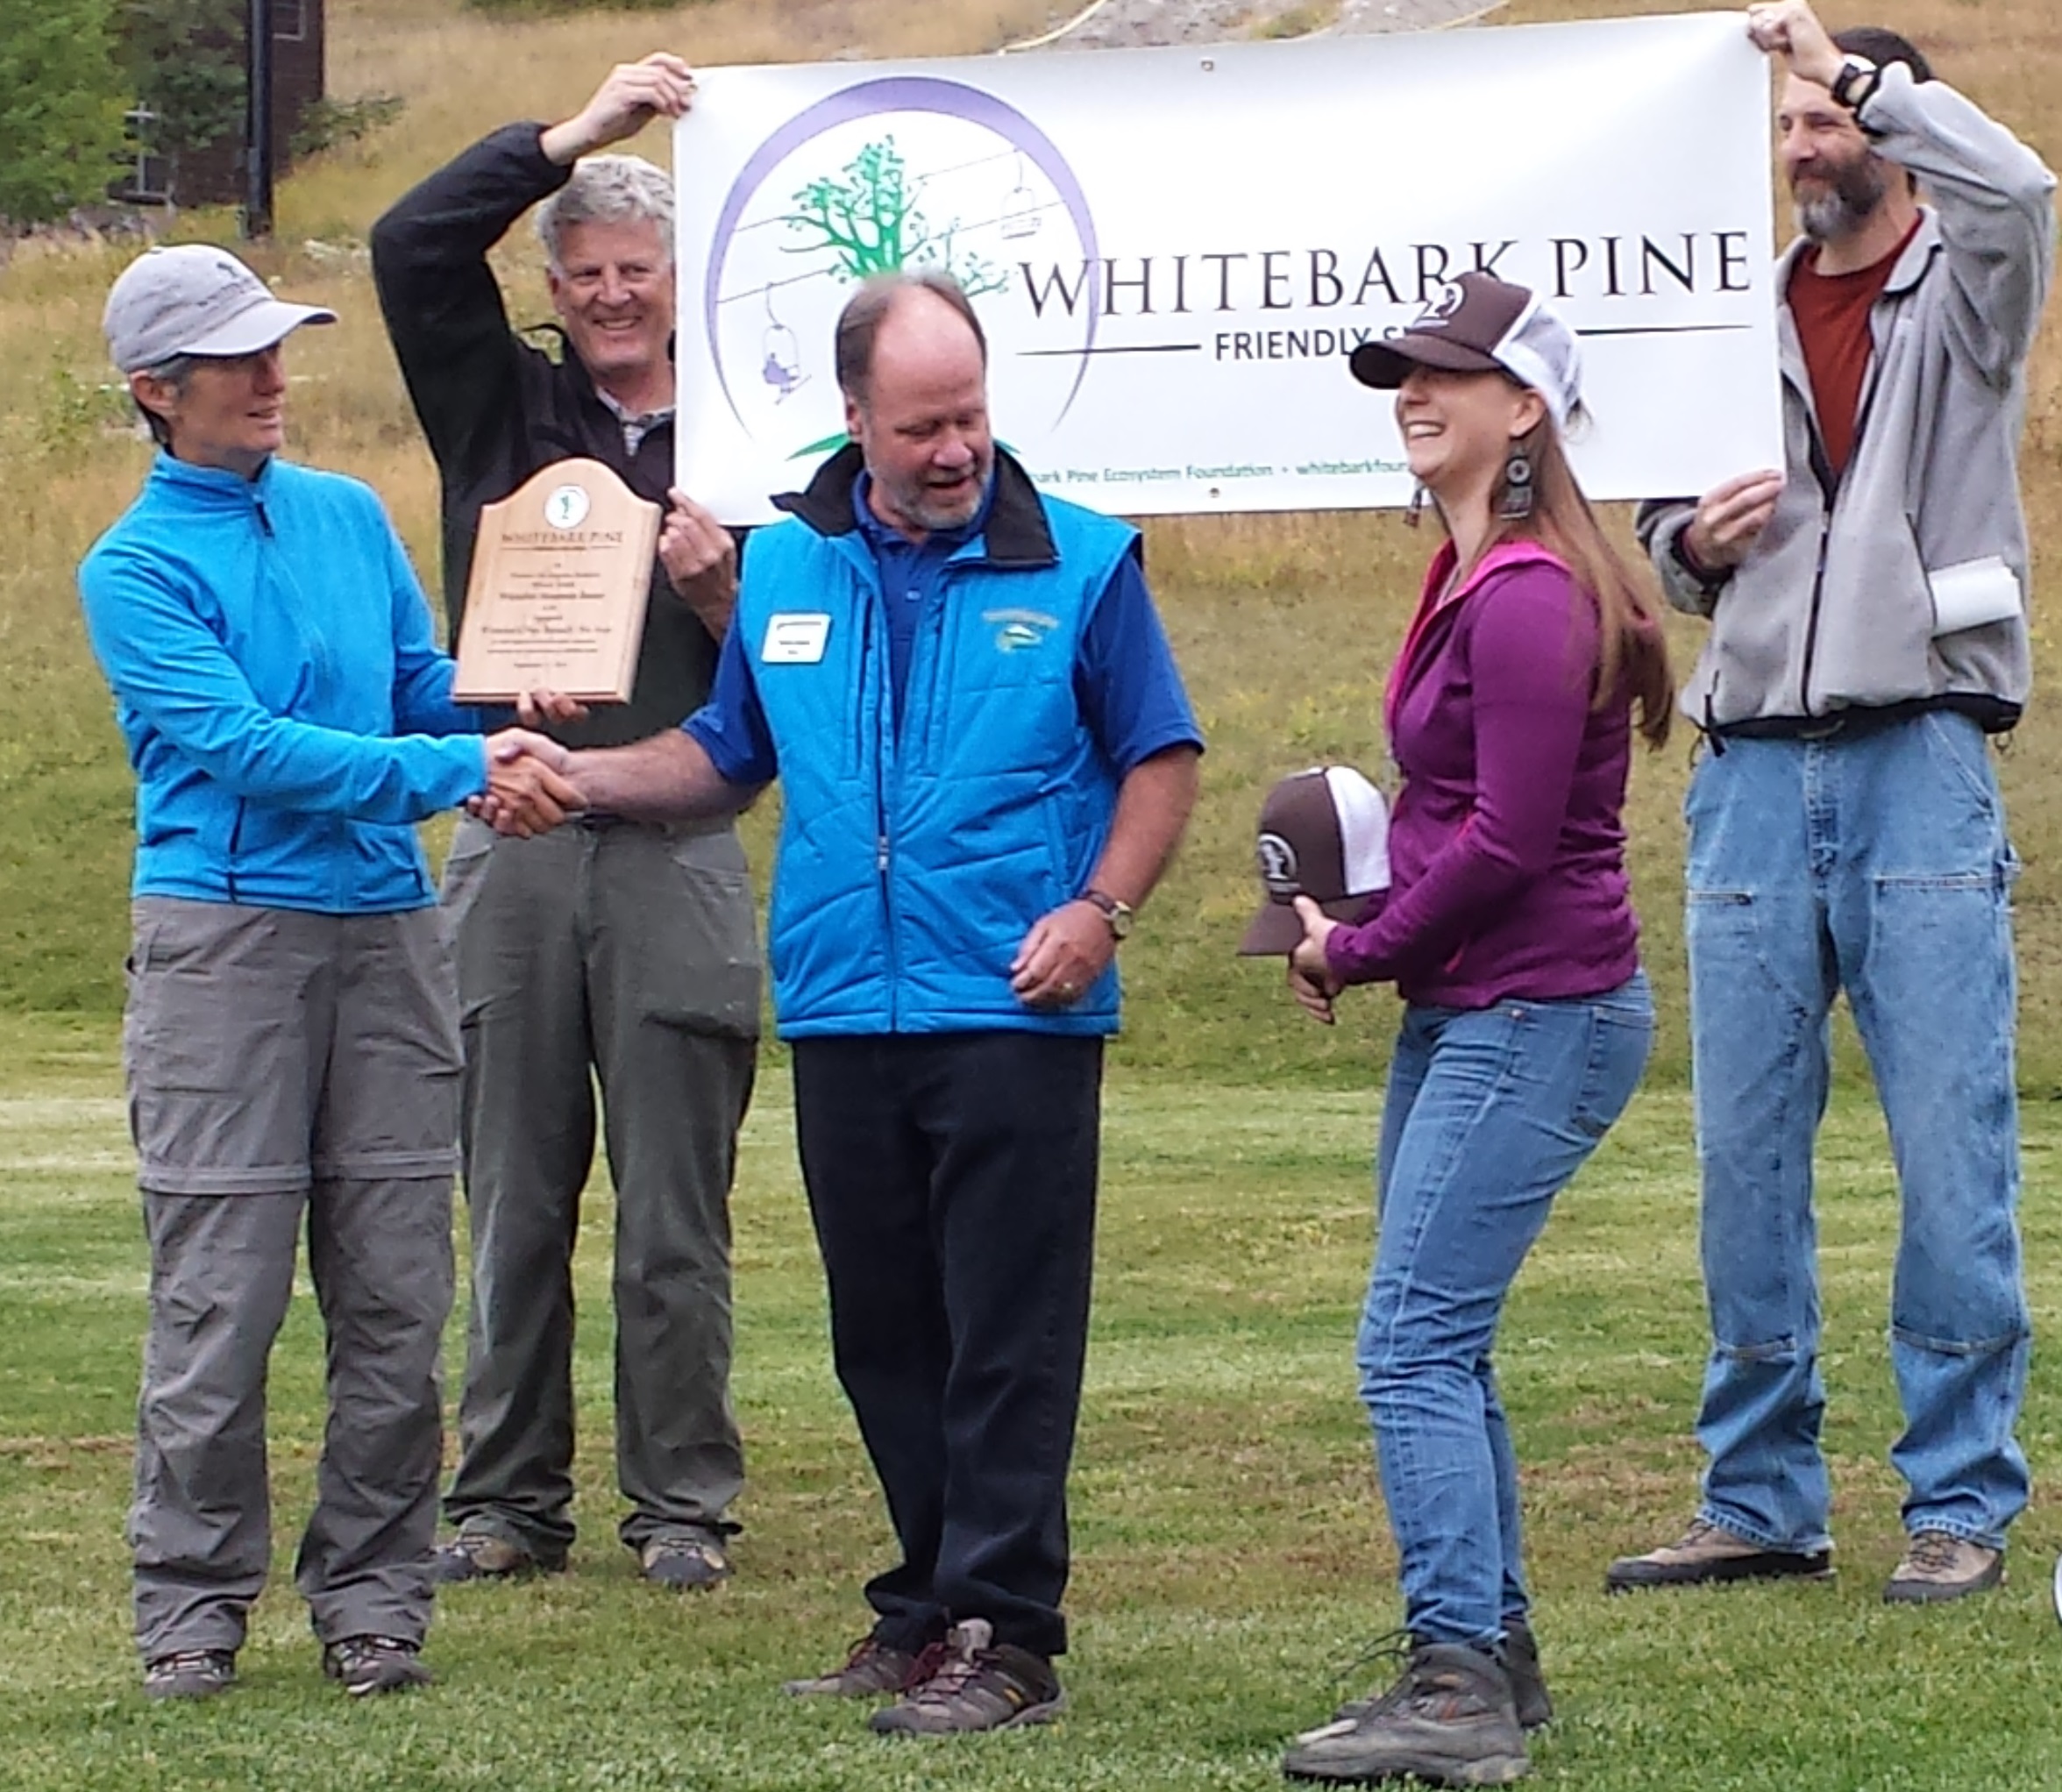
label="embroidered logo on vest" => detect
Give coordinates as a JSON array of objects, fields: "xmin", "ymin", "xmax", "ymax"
[{"xmin": 983, "ymin": 607, "xmax": 1060, "ymax": 653}]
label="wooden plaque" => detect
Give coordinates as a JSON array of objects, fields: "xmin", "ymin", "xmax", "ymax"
[{"xmin": 452, "ymin": 459, "xmax": 661, "ymax": 704}]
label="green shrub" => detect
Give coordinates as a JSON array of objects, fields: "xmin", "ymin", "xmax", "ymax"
[
  {"xmin": 290, "ymin": 92, "xmax": 407, "ymax": 160},
  {"xmin": 0, "ymin": 0, "xmax": 129, "ymax": 226}
]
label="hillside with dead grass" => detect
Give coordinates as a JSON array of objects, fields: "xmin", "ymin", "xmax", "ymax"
[{"xmin": 1, "ymin": 0, "xmax": 2058, "ymax": 1083}]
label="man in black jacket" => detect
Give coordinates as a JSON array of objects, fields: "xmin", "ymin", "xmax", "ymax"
[{"xmin": 370, "ymin": 53, "xmax": 759, "ymax": 1592}]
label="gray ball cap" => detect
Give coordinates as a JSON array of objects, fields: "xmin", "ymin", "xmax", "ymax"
[{"xmin": 104, "ymin": 244, "xmax": 336, "ymax": 373}]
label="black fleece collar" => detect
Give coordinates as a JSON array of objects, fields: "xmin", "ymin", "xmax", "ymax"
[{"xmin": 772, "ymin": 444, "xmax": 1059, "ymax": 568}]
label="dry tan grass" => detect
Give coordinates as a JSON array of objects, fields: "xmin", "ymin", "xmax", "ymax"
[{"xmin": 4, "ymin": 0, "xmax": 2061, "ymax": 1078}]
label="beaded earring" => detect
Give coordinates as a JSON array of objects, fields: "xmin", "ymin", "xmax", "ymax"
[{"xmin": 1498, "ymin": 444, "xmax": 1535, "ymax": 521}]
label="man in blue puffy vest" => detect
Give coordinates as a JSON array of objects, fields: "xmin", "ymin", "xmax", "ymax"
[{"xmin": 487, "ymin": 268, "xmax": 1202, "ymax": 1734}]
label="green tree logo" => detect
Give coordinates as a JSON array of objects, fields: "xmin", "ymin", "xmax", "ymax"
[{"xmin": 781, "ymin": 136, "xmax": 1008, "ymax": 296}]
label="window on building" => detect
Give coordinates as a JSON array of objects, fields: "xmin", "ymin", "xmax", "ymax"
[{"xmin": 114, "ymin": 105, "xmax": 171, "ymax": 204}]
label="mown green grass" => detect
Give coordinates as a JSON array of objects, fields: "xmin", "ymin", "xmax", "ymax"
[{"xmin": 2, "ymin": 1013, "xmax": 2058, "ymax": 1791}]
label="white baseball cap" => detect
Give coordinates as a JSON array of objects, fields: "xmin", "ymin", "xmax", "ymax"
[{"xmin": 104, "ymin": 244, "xmax": 336, "ymax": 373}]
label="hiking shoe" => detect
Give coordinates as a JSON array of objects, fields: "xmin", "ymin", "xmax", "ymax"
[
  {"xmin": 1333, "ymin": 1624, "xmax": 1550, "ymax": 1736},
  {"xmin": 781, "ymin": 1633, "xmax": 921, "ymax": 1698},
  {"xmin": 638, "ymin": 1533, "xmax": 732, "ymax": 1590},
  {"xmin": 142, "ymin": 1648, "xmax": 236, "ymax": 1701},
  {"xmin": 1284, "ymin": 1641, "xmax": 1528, "ymax": 1785},
  {"xmin": 322, "ymin": 1634, "xmax": 431, "ymax": 1696},
  {"xmin": 869, "ymin": 1618, "xmax": 1064, "ymax": 1735},
  {"xmin": 1883, "ymin": 1532, "xmax": 2002, "ymax": 1605},
  {"xmin": 1605, "ymin": 1518, "xmax": 1833, "ymax": 1592},
  {"xmin": 429, "ymin": 1530, "xmax": 559, "ymax": 1584}
]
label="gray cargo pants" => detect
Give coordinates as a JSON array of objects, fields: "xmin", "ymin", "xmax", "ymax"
[
  {"xmin": 124, "ymin": 899, "xmax": 458, "ymax": 1661},
  {"xmin": 439, "ymin": 815, "xmax": 759, "ymax": 1560}
]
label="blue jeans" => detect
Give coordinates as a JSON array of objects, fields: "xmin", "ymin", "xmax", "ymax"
[
  {"xmin": 1358, "ymin": 974, "xmax": 1653, "ymax": 1646},
  {"xmin": 1683, "ymin": 717, "xmax": 2030, "ymax": 1553}
]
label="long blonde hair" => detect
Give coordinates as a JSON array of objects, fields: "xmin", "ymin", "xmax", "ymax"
[{"xmin": 1489, "ymin": 416, "xmax": 1674, "ymax": 750}]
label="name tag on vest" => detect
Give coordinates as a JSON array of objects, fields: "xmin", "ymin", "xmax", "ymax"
[{"xmin": 762, "ymin": 613, "xmax": 832, "ymax": 664}]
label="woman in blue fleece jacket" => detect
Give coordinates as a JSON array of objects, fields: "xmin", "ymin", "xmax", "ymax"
[{"xmin": 77, "ymin": 245, "xmax": 576, "ymax": 1703}]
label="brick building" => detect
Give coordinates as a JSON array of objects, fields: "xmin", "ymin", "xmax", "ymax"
[{"xmin": 116, "ymin": 0, "xmax": 325, "ymax": 207}]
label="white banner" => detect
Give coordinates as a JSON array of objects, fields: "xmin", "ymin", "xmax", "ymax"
[{"xmin": 674, "ymin": 11, "xmax": 1782, "ymax": 523}]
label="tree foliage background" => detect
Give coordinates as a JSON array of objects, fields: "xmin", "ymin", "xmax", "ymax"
[
  {"xmin": 0, "ymin": 0, "xmax": 129, "ymax": 226},
  {"xmin": 117, "ymin": 0, "xmax": 248, "ymax": 202}
]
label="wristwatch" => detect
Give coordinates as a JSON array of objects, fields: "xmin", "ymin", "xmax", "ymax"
[
  {"xmin": 1831, "ymin": 53, "xmax": 1881, "ymax": 113},
  {"xmin": 1079, "ymin": 888, "xmax": 1135, "ymax": 941}
]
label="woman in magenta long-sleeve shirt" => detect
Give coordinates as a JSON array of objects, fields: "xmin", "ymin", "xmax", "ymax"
[{"xmin": 1279, "ymin": 275, "xmax": 1673, "ymax": 1788}]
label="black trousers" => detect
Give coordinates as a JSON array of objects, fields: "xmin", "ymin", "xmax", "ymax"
[{"xmin": 792, "ymin": 1031, "xmax": 1103, "ymax": 1660}]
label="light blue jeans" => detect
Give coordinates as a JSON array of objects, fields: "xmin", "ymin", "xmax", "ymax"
[
  {"xmin": 1358, "ymin": 973, "xmax": 1653, "ymax": 1646},
  {"xmin": 1683, "ymin": 716, "xmax": 2030, "ymax": 1553}
]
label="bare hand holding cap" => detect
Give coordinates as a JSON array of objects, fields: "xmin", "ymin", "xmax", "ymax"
[{"xmin": 1287, "ymin": 899, "xmax": 1344, "ymax": 1027}]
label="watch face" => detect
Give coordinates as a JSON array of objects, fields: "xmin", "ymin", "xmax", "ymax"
[{"xmin": 1084, "ymin": 891, "xmax": 1134, "ymax": 937}]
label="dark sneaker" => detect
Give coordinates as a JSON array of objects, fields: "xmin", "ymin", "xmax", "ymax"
[
  {"xmin": 638, "ymin": 1533, "xmax": 732, "ymax": 1590},
  {"xmin": 781, "ymin": 1633, "xmax": 921, "ymax": 1698},
  {"xmin": 1605, "ymin": 1517, "xmax": 1833, "ymax": 1592},
  {"xmin": 322, "ymin": 1634, "xmax": 432, "ymax": 1696},
  {"xmin": 1883, "ymin": 1532, "xmax": 2002, "ymax": 1605},
  {"xmin": 1333, "ymin": 1624, "xmax": 1549, "ymax": 1736},
  {"xmin": 429, "ymin": 1530, "xmax": 560, "ymax": 1584},
  {"xmin": 1283, "ymin": 1641, "xmax": 1528, "ymax": 1786},
  {"xmin": 142, "ymin": 1648, "xmax": 236, "ymax": 1701},
  {"xmin": 869, "ymin": 1618, "xmax": 1064, "ymax": 1736}
]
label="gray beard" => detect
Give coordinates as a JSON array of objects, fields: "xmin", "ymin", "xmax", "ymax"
[{"xmin": 1795, "ymin": 154, "xmax": 1891, "ymax": 244}]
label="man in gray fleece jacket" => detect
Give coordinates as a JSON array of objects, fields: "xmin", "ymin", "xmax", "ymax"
[{"xmin": 1610, "ymin": 0, "xmax": 2055, "ymax": 1606}]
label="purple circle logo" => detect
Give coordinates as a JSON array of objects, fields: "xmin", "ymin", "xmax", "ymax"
[{"xmin": 703, "ymin": 77, "xmax": 1102, "ymax": 456}]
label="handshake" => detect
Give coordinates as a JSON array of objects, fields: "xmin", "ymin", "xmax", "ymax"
[{"xmin": 476, "ymin": 729, "xmax": 587, "ymax": 838}]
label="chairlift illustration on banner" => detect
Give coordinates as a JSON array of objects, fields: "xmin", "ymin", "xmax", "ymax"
[
  {"xmin": 1000, "ymin": 153, "xmax": 1041, "ymax": 241},
  {"xmin": 759, "ymin": 286, "xmax": 806, "ymax": 402}
]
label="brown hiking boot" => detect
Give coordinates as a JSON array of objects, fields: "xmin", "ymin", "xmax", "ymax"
[
  {"xmin": 142, "ymin": 1648, "xmax": 236, "ymax": 1701},
  {"xmin": 781, "ymin": 1633, "xmax": 919, "ymax": 1698},
  {"xmin": 1605, "ymin": 1517, "xmax": 1832, "ymax": 1592},
  {"xmin": 1283, "ymin": 1641, "xmax": 1528, "ymax": 1786},
  {"xmin": 321, "ymin": 1634, "xmax": 431, "ymax": 1696},
  {"xmin": 869, "ymin": 1618, "xmax": 1064, "ymax": 1735},
  {"xmin": 1331, "ymin": 1625, "xmax": 1550, "ymax": 1734},
  {"xmin": 638, "ymin": 1533, "xmax": 732, "ymax": 1590},
  {"xmin": 429, "ymin": 1530, "xmax": 563, "ymax": 1584},
  {"xmin": 1883, "ymin": 1532, "xmax": 2002, "ymax": 1605}
]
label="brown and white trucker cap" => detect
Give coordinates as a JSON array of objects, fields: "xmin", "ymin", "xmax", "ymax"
[
  {"xmin": 1238, "ymin": 765, "xmax": 1391, "ymax": 956},
  {"xmin": 1347, "ymin": 271, "xmax": 1583, "ymax": 430}
]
